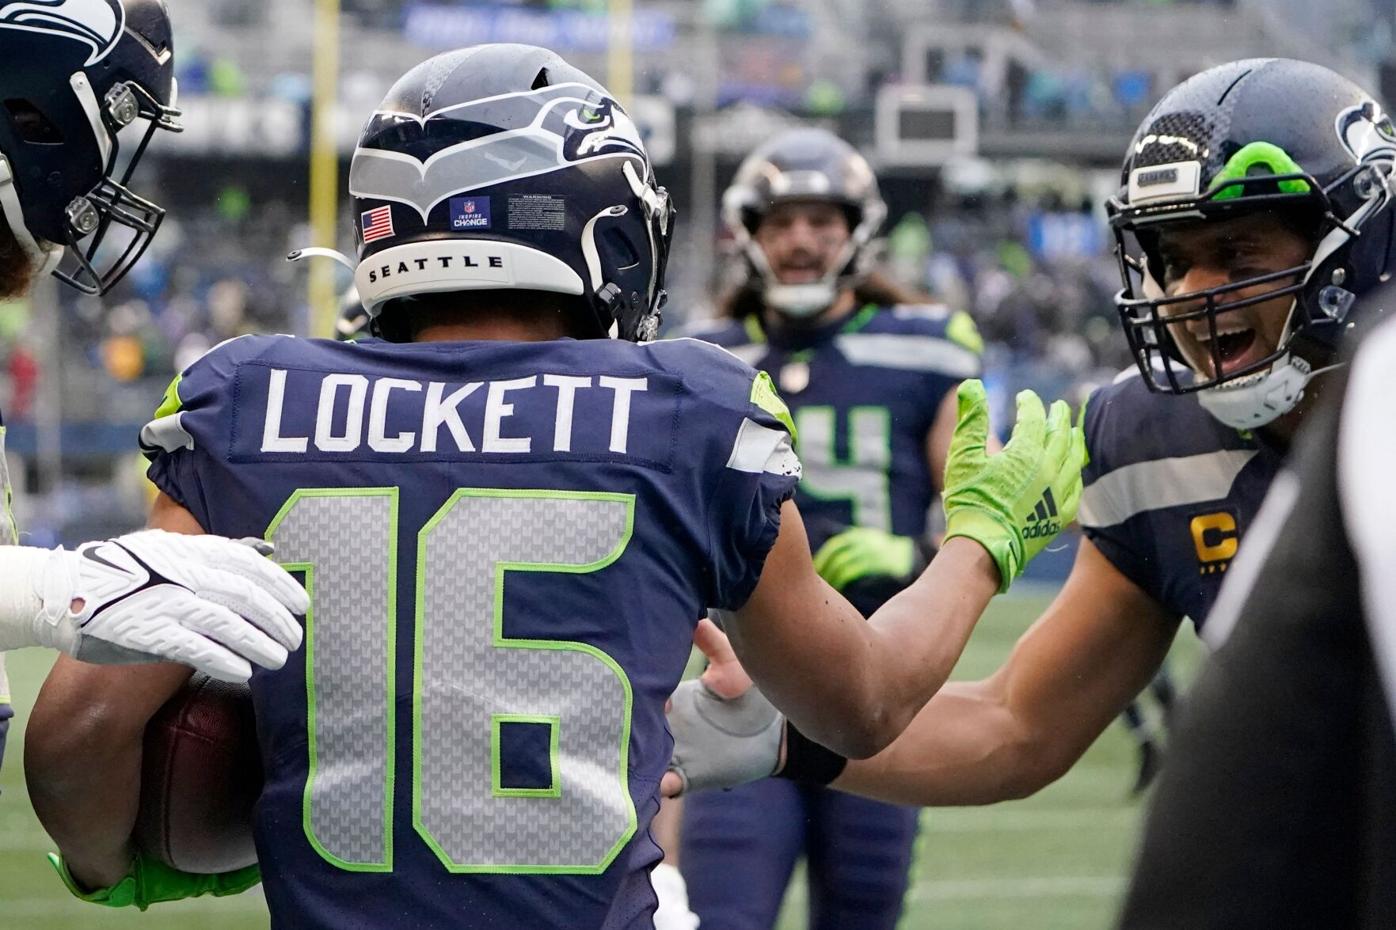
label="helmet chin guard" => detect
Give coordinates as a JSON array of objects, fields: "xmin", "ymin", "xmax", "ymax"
[
  {"xmin": 764, "ymin": 282, "xmax": 837, "ymax": 318},
  {"xmin": 1196, "ymin": 353, "xmax": 1313, "ymax": 429}
]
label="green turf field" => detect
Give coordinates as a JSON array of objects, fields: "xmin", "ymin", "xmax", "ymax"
[{"xmin": 0, "ymin": 591, "xmax": 1200, "ymax": 929}]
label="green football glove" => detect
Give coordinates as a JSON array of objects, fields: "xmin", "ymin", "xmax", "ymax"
[
  {"xmin": 941, "ymin": 380, "xmax": 1085, "ymax": 593},
  {"xmin": 812, "ymin": 527, "xmax": 920, "ymax": 592},
  {"xmin": 48, "ymin": 851, "xmax": 261, "ymax": 911}
]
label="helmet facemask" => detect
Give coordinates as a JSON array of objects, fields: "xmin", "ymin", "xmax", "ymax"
[
  {"xmin": 53, "ymin": 76, "xmax": 182, "ymax": 295},
  {"xmin": 1111, "ymin": 142, "xmax": 1396, "ymax": 426}
]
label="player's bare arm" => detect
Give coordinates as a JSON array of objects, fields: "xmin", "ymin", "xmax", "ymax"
[
  {"xmin": 726, "ymin": 501, "xmax": 999, "ymax": 758},
  {"xmin": 666, "ymin": 538, "xmax": 1178, "ymax": 800},
  {"xmin": 720, "ymin": 383, "xmax": 1085, "ymax": 759},
  {"xmin": 834, "ymin": 538, "xmax": 1179, "ymax": 804},
  {"xmin": 26, "ymin": 494, "xmax": 224, "ymax": 891}
]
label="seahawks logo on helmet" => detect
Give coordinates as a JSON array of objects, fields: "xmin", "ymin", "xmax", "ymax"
[
  {"xmin": 350, "ymin": 83, "xmax": 648, "ymax": 222},
  {"xmin": 0, "ymin": 0, "xmax": 125, "ymax": 66},
  {"xmin": 1336, "ymin": 101, "xmax": 1396, "ymax": 165},
  {"xmin": 562, "ymin": 98, "xmax": 646, "ymax": 162}
]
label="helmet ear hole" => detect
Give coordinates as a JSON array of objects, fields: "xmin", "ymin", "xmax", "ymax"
[
  {"xmin": 602, "ymin": 227, "xmax": 640, "ymax": 271},
  {"xmin": 4, "ymin": 99, "xmax": 63, "ymax": 144}
]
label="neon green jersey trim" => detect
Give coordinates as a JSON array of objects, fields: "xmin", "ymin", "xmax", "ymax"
[
  {"xmin": 152, "ymin": 372, "xmax": 184, "ymax": 420},
  {"xmin": 742, "ymin": 315, "xmax": 766, "ymax": 344},
  {"xmin": 946, "ymin": 310, "xmax": 985, "ymax": 355},
  {"xmin": 841, "ymin": 303, "xmax": 879, "ymax": 333},
  {"xmin": 750, "ymin": 370, "xmax": 797, "ymax": 440}
]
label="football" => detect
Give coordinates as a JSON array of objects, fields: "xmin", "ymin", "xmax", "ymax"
[{"xmin": 134, "ymin": 674, "xmax": 263, "ymax": 874}]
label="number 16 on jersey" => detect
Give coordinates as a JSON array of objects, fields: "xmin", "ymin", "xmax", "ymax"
[{"xmin": 266, "ymin": 487, "xmax": 638, "ymax": 875}]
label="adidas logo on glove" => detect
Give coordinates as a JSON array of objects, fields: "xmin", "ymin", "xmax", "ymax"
[{"xmin": 1023, "ymin": 488, "xmax": 1062, "ymax": 540}]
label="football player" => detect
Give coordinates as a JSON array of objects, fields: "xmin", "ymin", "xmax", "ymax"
[
  {"xmin": 24, "ymin": 45, "xmax": 1083, "ymax": 927},
  {"xmin": 663, "ymin": 59, "xmax": 1396, "ymax": 814},
  {"xmin": 0, "ymin": 0, "xmax": 307, "ymax": 787},
  {"xmin": 0, "ymin": 0, "xmax": 307, "ymax": 908},
  {"xmin": 673, "ymin": 128, "xmax": 982, "ymax": 930},
  {"xmin": 1118, "ymin": 298, "xmax": 1396, "ymax": 928}
]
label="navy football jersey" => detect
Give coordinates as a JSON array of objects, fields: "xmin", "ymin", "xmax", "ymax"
[
  {"xmin": 142, "ymin": 333, "xmax": 800, "ymax": 929},
  {"xmin": 678, "ymin": 304, "xmax": 981, "ymax": 558},
  {"xmin": 1079, "ymin": 368, "xmax": 1285, "ymax": 628}
]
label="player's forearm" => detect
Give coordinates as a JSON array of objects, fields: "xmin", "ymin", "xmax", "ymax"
[
  {"xmin": 757, "ymin": 538, "xmax": 999, "ymax": 760},
  {"xmin": 829, "ymin": 678, "xmax": 1058, "ymax": 806},
  {"xmin": 855, "ymin": 537, "xmax": 1001, "ymax": 743},
  {"xmin": 25, "ymin": 661, "xmax": 151, "ymax": 888}
]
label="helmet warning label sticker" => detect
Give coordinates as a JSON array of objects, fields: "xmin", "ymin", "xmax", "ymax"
[
  {"xmin": 508, "ymin": 194, "xmax": 567, "ymax": 231},
  {"xmin": 450, "ymin": 197, "xmax": 492, "ymax": 230}
]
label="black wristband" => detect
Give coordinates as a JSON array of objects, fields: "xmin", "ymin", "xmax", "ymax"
[{"xmin": 776, "ymin": 721, "xmax": 848, "ymax": 785}]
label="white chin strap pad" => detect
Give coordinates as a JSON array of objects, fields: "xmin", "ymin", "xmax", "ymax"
[
  {"xmin": 765, "ymin": 282, "xmax": 835, "ymax": 318},
  {"xmin": 1197, "ymin": 354, "xmax": 1313, "ymax": 429}
]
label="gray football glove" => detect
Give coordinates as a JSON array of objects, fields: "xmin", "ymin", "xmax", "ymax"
[{"xmin": 666, "ymin": 677, "xmax": 784, "ymax": 795}]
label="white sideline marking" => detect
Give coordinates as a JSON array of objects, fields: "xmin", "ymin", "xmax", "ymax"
[
  {"xmin": 924, "ymin": 806, "xmax": 1137, "ymax": 833},
  {"xmin": 915, "ymin": 876, "xmax": 1125, "ymax": 900},
  {"xmin": 786, "ymin": 875, "xmax": 1125, "ymax": 903}
]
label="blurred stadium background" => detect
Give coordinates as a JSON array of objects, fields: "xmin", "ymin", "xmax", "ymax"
[{"xmin": 0, "ymin": 0, "xmax": 1387, "ymax": 925}]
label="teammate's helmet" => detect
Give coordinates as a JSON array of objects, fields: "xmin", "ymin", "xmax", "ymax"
[
  {"xmin": 723, "ymin": 128, "xmax": 886, "ymax": 318},
  {"xmin": 0, "ymin": 0, "xmax": 181, "ymax": 295},
  {"xmin": 1108, "ymin": 58, "xmax": 1396, "ymax": 428},
  {"xmin": 345, "ymin": 44, "xmax": 675, "ymax": 342}
]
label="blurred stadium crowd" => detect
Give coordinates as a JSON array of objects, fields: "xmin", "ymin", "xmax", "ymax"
[{"xmin": 0, "ymin": 0, "xmax": 1389, "ymax": 546}]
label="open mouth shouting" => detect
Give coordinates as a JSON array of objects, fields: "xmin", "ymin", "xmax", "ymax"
[{"xmin": 1195, "ymin": 323, "xmax": 1263, "ymax": 378}]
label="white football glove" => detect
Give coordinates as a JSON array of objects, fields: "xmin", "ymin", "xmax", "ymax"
[
  {"xmin": 28, "ymin": 530, "xmax": 307, "ymax": 682},
  {"xmin": 651, "ymin": 863, "xmax": 700, "ymax": 930}
]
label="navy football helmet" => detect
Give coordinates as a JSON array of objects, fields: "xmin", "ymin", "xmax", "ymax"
[
  {"xmin": 302, "ymin": 44, "xmax": 674, "ymax": 343},
  {"xmin": 1108, "ymin": 58, "xmax": 1396, "ymax": 428},
  {"xmin": 723, "ymin": 128, "xmax": 886, "ymax": 318},
  {"xmin": 0, "ymin": 0, "xmax": 180, "ymax": 295}
]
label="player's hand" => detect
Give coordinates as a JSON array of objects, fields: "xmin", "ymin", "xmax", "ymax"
[
  {"xmin": 812, "ymin": 527, "xmax": 920, "ymax": 591},
  {"xmin": 48, "ymin": 851, "xmax": 260, "ymax": 910},
  {"xmin": 663, "ymin": 618, "xmax": 783, "ymax": 797},
  {"xmin": 30, "ymin": 530, "xmax": 308, "ymax": 682},
  {"xmin": 941, "ymin": 380, "xmax": 1085, "ymax": 593}
]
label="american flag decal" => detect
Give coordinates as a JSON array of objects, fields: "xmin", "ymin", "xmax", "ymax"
[{"xmin": 361, "ymin": 205, "xmax": 394, "ymax": 243}]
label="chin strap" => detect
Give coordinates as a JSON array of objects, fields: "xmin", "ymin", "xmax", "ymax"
[
  {"xmin": 1196, "ymin": 352, "xmax": 1344, "ymax": 429},
  {"xmin": 764, "ymin": 282, "xmax": 837, "ymax": 318}
]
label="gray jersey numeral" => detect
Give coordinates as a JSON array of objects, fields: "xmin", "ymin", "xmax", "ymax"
[
  {"xmin": 268, "ymin": 487, "xmax": 636, "ymax": 875},
  {"xmin": 794, "ymin": 405, "xmax": 892, "ymax": 531}
]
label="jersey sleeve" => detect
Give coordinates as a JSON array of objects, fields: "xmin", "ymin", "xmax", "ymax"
[
  {"xmin": 141, "ymin": 335, "xmax": 270, "ymax": 531},
  {"xmin": 1077, "ymin": 382, "xmax": 1162, "ymax": 598},
  {"xmin": 704, "ymin": 366, "xmax": 802, "ymax": 611}
]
